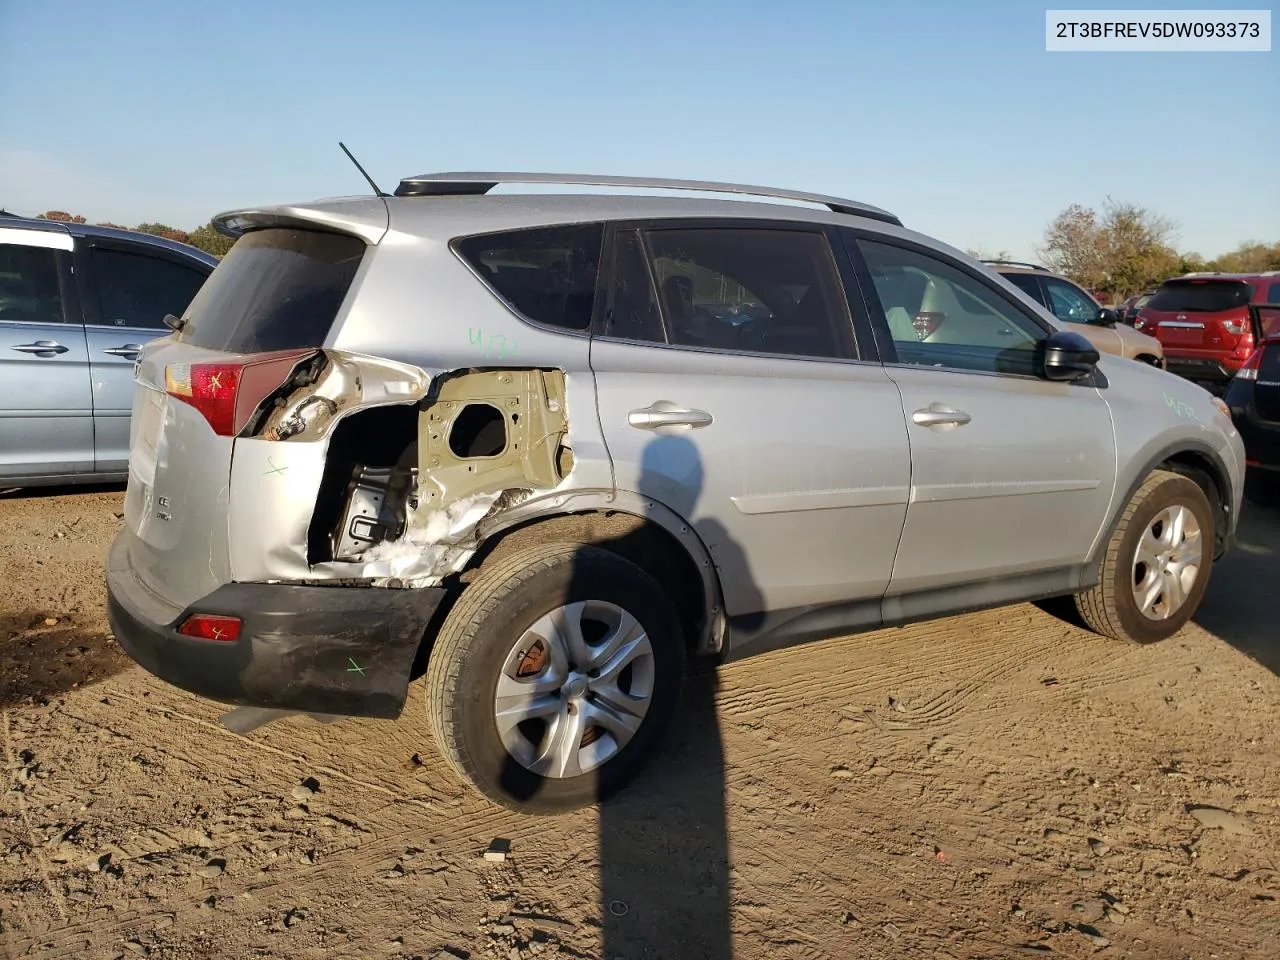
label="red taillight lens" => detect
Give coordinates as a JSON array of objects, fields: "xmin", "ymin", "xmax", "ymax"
[
  {"xmin": 912, "ymin": 311, "xmax": 945, "ymax": 340},
  {"xmin": 165, "ymin": 362, "xmax": 243, "ymax": 435},
  {"xmin": 164, "ymin": 350, "xmax": 315, "ymax": 437},
  {"xmin": 177, "ymin": 614, "xmax": 242, "ymax": 642},
  {"xmin": 1235, "ymin": 346, "xmax": 1263, "ymax": 380}
]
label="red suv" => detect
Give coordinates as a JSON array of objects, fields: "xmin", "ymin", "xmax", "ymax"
[{"xmin": 1136, "ymin": 272, "xmax": 1280, "ymax": 388}]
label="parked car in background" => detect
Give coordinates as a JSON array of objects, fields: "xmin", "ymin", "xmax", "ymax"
[
  {"xmin": 986, "ymin": 261, "xmax": 1165, "ymax": 368},
  {"xmin": 1135, "ymin": 273, "xmax": 1280, "ymax": 391},
  {"xmin": 1225, "ymin": 327, "xmax": 1280, "ymax": 499},
  {"xmin": 1118, "ymin": 290, "xmax": 1156, "ymax": 325},
  {"xmin": 0, "ymin": 217, "xmax": 217, "ymax": 486},
  {"xmin": 105, "ymin": 172, "xmax": 1243, "ymax": 814}
]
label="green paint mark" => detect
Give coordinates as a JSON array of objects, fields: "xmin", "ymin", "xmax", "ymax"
[
  {"xmin": 265, "ymin": 457, "xmax": 288, "ymax": 477},
  {"xmin": 346, "ymin": 657, "xmax": 366, "ymax": 676}
]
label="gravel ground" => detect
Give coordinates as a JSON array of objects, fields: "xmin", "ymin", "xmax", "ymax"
[{"xmin": 1, "ymin": 485, "xmax": 1278, "ymax": 960}]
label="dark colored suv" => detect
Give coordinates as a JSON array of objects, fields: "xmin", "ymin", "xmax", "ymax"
[
  {"xmin": 1136, "ymin": 273, "xmax": 1280, "ymax": 388},
  {"xmin": 1225, "ymin": 330, "xmax": 1280, "ymax": 492}
]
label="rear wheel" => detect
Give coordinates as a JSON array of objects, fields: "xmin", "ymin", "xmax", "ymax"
[
  {"xmin": 424, "ymin": 542, "xmax": 685, "ymax": 813},
  {"xmin": 1075, "ymin": 469, "xmax": 1214, "ymax": 644}
]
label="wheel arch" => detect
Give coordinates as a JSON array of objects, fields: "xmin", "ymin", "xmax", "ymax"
[
  {"xmin": 1094, "ymin": 440, "xmax": 1235, "ymax": 567},
  {"xmin": 463, "ymin": 490, "xmax": 726, "ymax": 656}
]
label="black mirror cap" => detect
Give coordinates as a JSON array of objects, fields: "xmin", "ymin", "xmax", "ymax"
[
  {"xmin": 1098, "ymin": 307, "xmax": 1120, "ymax": 326},
  {"xmin": 1041, "ymin": 329, "xmax": 1101, "ymax": 381}
]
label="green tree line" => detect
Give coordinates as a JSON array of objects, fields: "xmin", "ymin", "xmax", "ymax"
[
  {"xmin": 31, "ymin": 210, "xmax": 235, "ymax": 258},
  {"xmin": 1032, "ymin": 199, "xmax": 1278, "ymax": 300}
]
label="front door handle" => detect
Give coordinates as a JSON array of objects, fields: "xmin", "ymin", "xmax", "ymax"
[
  {"xmin": 628, "ymin": 401, "xmax": 714, "ymax": 430},
  {"xmin": 912, "ymin": 404, "xmax": 972, "ymax": 428},
  {"xmin": 11, "ymin": 340, "xmax": 69, "ymax": 356},
  {"xmin": 102, "ymin": 343, "xmax": 143, "ymax": 360}
]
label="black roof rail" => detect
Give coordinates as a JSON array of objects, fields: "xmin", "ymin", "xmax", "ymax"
[
  {"xmin": 983, "ymin": 259, "xmax": 1051, "ymax": 272},
  {"xmin": 393, "ymin": 172, "xmax": 903, "ymax": 226}
]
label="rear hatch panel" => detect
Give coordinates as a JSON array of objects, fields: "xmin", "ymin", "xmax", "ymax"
[{"xmin": 1140, "ymin": 279, "xmax": 1256, "ymax": 356}]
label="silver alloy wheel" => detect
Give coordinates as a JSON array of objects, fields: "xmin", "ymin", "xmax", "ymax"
[
  {"xmin": 1131, "ymin": 504, "xmax": 1203, "ymax": 621},
  {"xmin": 493, "ymin": 600, "xmax": 655, "ymax": 779}
]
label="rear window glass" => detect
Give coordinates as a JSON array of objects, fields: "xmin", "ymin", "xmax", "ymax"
[
  {"xmin": 454, "ymin": 224, "xmax": 603, "ymax": 331},
  {"xmin": 1147, "ymin": 280, "xmax": 1251, "ymax": 313},
  {"xmin": 179, "ymin": 228, "xmax": 366, "ymax": 352}
]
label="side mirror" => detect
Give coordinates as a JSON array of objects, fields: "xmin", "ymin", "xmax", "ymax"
[
  {"xmin": 1041, "ymin": 329, "xmax": 1100, "ymax": 381},
  {"xmin": 1098, "ymin": 307, "xmax": 1120, "ymax": 326}
]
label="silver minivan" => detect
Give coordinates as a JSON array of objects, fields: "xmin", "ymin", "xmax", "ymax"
[
  {"xmin": 0, "ymin": 216, "xmax": 216, "ymax": 486},
  {"xmin": 104, "ymin": 174, "xmax": 1246, "ymax": 813}
]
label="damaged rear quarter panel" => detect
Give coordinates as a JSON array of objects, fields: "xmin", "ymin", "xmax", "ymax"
[{"xmin": 231, "ymin": 221, "xmax": 619, "ymax": 587}]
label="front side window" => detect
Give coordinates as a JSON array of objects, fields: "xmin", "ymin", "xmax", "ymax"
[
  {"xmin": 0, "ymin": 243, "xmax": 66, "ymax": 324},
  {"xmin": 859, "ymin": 239, "xmax": 1046, "ymax": 375},
  {"xmin": 455, "ymin": 224, "xmax": 603, "ymax": 331},
  {"xmin": 92, "ymin": 247, "xmax": 207, "ymax": 329},
  {"xmin": 634, "ymin": 227, "xmax": 854, "ymax": 360},
  {"xmin": 1042, "ymin": 277, "xmax": 1101, "ymax": 324}
]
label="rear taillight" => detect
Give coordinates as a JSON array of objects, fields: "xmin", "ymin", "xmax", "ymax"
[
  {"xmin": 164, "ymin": 350, "xmax": 315, "ymax": 437},
  {"xmin": 912, "ymin": 311, "xmax": 945, "ymax": 340},
  {"xmin": 1235, "ymin": 346, "xmax": 1263, "ymax": 380},
  {"xmin": 178, "ymin": 614, "xmax": 241, "ymax": 642}
]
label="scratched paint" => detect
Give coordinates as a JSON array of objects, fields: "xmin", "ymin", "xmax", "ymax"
[{"xmin": 468, "ymin": 327, "xmax": 518, "ymax": 360}]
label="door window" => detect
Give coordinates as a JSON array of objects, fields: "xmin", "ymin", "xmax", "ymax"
[
  {"xmin": 859, "ymin": 239, "xmax": 1046, "ymax": 375},
  {"xmin": 616, "ymin": 227, "xmax": 854, "ymax": 360},
  {"xmin": 91, "ymin": 247, "xmax": 208, "ymax": 329},
  {"xmin": 0, "ymin": 244, "xmax": 67, "ymax": 324},
  {"xmin": 1042, "ymin": 276, "xmax": 1101, "ymax": 323}
]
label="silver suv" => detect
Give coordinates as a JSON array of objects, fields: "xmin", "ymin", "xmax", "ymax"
[{"xmin": 106, "ymin": 173, "xmax": 1246, "ymax": 813}]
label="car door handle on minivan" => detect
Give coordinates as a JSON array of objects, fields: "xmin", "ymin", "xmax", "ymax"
[
  {"xmin": 102, "ymin": 343, "xmax": 143, "ymax": 360},
  {"xmin": 912, "ymin": 404, "xmax": 971, "ymax": 428},
  {"xmin": 11, "ymin": 340, "xmax": 69, "ymax": 356},
  {"xmin": 628, "ymin": 402, "xmax": 714, "ymax": 430}
]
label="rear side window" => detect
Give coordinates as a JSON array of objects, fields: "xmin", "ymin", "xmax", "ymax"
[
  {"xmin": 1001, "ymin": 272, "xmax": 1044, "ymax": 304},
  {"xmin": 180, "ymin": 228, "xmax": 366, "ymax": 352},
  {"xmin": 91, "ymin": 247, "xmax": 208, "ymax": 329},
  {"xmin": 1147, "ymin": 280, "xmax": 1251, "ymax": 313},
  {"xmin": 455, "ymin": 224, "xmax": 603, "ymax": 331},
  {"xmin": 1266, "ymin": 281, "xmax": 1280, "ymax": 305},
  {"xmin": 0, "ymin": 243, "xmax": 66, "ymax": 324}
]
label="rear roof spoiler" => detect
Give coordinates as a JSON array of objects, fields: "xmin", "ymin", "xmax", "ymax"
[{"xmin": 392, "ymin": 172, "xmax": 903, "ymax": 226}]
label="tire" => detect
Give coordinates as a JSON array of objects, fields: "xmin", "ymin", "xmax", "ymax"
[
  {"xmin": 1075, "ymin": 469, "xmax": 1215, "ymax": 644},
  {"xmin": 424, "ymin": 541, "xmax": 686, "ymax": 814}
]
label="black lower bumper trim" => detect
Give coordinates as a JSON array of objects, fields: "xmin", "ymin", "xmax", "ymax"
[{"xmin": 106, "ymin": 532, "xmax": 446, "ymax": 719}]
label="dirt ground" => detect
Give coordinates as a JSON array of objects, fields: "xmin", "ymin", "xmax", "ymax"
[{"xmin": 1, "ymin": 486, "xmax": 1277, "ymax": 960}]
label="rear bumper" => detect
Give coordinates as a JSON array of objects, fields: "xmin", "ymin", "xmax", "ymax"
[
  {"xmin": 1164, "ymin": 356, "xmax": 1236, "ymax": 382},
  {"xmin": 106, "ymin": 530, "xmax": 446, "ymax": 719}
]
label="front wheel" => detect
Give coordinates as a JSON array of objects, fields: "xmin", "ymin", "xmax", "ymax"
[
  {"xmin": 424, "ymin": 542, "xmax": 686, "ymax": 813},
  {"xmin": 1075, "ymin": 469, "xmax": 1214, "ymax": 644}
]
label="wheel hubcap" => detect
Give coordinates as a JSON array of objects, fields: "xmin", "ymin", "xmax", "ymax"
[
  {"xmin": 1131, "ymin": 504, "xmax": 1202, "ymax": 621},
  {"xmin": 494, "ymin": 600, "xmax": 655, "ymax": 779}
]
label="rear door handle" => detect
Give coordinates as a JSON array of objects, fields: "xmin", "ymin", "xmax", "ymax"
[
  {"xmin": 628, "ymin": 401, "xmax": 714, "ymax": 430},
  {"xmin": 11, "ymin": 340, "xmax": 69, "ymax": 356},
  {"xmin": 102, "ymin": 343, "xmax": 143, "ymax": 359},
  {"xmin": 912, "ymin": 404, "xmax": 971, "ymax": 428}
]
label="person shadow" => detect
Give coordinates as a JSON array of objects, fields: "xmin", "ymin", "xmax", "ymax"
[{"xmin": 499, "ymin": 433, "xmax": 760, "ymax": 959}]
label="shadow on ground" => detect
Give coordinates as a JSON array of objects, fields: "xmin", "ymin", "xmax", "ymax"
[
  {"xmin": 1194, "ymin": 493, "xmax": 1280, "ymax": 675},
  {"xmin": 0, "ymin": 612, "xmax": 130, "ymax": 708}
]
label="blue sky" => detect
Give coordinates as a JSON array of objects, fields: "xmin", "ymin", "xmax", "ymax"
[{"xmin": 1, "ymin": 0, "xmax": 1275, "ymax": 259}]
